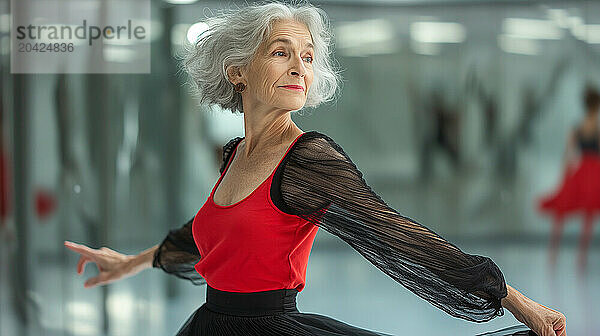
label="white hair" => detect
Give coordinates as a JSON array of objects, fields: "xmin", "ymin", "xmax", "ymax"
[{"xmin": 177, "ymin": 0, "xmax": 344, "ymax": 115}]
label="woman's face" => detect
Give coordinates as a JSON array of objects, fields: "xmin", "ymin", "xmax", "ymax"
[{"xmin": 232, "ymin": 19, "xmax": 315, "ymax": 112}]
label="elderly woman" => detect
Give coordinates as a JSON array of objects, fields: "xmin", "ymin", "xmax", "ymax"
[{"xmin": 64, "ymin": 1, "xmax": 567, "ymax": 335}]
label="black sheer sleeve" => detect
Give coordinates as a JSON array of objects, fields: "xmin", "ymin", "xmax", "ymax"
[
  {"xmin": 220, "ymin": 136, "xmax": 245, "ymax": 174},
  {"xmin": 151, "ymin": 136, "xmax": 244, "ymax": 285},
  {"xmin": 274, "ymin": 131, "xmax": 507, "ymax": 322},
  {"xmin": 152, "ymin": 216, "xmax": 206, "ymax": 285}
]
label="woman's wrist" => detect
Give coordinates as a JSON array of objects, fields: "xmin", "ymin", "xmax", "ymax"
[
  {"xmin": 126, "ymin": 244, "xmax": 160, "ymax": 274},
  {"xmin": 501, "ymin": 284, "xmax": 532, "ymax": 320},
  {"xmin": 501, "ymin": 283, "xmax": 567, "ymax": 335}
]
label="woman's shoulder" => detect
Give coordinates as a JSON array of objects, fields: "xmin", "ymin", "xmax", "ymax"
[
  {"xmin": 292, "ymin": 130, "xmax": 353, "ymax": 162},
  {"xmin": 299, "ymin": 130, "xmax": 327, "ymax": 139},
  {"xmin": 221, "ymin": 136, "xmax": 244, "ymax": 159},
  {"xmin": 298, "ymin": 130, "xmax": 341, "ymax": 144},
  {"xmin": 223, "ymin": 136, "xmax": 244, "ymax": 148},
  {"xmin": 219, "ymin": 136, "xmax": 244, "ymax": 174},
  {"xmin": 295, "ymin": 130, "xmax": 343, "ymax": 150}
]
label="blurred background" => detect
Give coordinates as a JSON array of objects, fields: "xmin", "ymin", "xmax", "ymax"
[{"xmin": 1, "ymin": 0, "xmax": 599, "ymax": 335}]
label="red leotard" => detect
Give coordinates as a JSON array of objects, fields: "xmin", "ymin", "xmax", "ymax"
[{"xmin": 192, "ymin": 132, "xmax": 319, "ymax": 293}]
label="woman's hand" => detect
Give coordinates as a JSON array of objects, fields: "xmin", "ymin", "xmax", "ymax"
[
  {"xmin": 502, "ymin": 285, "xmax": 567, "ymax": 336},
  {"xmin": 513, "ymin": 301, "xmax": 566, "ymax": 336},
  {"xmin": 64, "ymin": 241, "xmax": 136, "ymax": 288}
]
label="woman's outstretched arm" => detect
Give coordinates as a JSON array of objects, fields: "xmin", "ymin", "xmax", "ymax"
[
  {"xmin": 276, "ymin": 131, "xmax": 566, "ymax": 335},
  {"xmin": 64, "ymin": 218, "xmax": 206, "ymax": 288}
]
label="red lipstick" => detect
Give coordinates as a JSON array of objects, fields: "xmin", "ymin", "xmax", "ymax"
[{"xmin": 279, "ymin": 85, "xmax": 304, "ymax": 92}]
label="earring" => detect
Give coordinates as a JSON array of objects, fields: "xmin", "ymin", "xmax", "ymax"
[{"xmin": 234, "ymin": 82, "xmax": 246, "ymax": 93}]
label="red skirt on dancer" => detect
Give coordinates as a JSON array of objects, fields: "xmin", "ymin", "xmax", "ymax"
[{"xmin": 537, "ymin": 153, "xmax": 600, "ymax": 217}]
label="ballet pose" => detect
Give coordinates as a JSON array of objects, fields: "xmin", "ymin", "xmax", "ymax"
[
  {"xmin": 537, "ymin": 85, "xmax": 600, "ymax": 274},
  {"xmin": 65, "ymin": 2, "xmax": 566, "ymax": 335}
]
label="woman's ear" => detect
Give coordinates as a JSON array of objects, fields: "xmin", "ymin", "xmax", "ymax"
[{"xmin": 226, "ymin": 65, "xmax": 245, "ymax": 84}]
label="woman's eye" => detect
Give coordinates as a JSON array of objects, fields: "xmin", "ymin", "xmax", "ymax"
[{"xmin": 273, "ymin": 51, "xmax": 313, "ymax": 63}]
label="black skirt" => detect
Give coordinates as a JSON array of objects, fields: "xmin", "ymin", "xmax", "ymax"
[{"xmin": 175, "ymin": 285, "xmax": 535, "ymax": 336}]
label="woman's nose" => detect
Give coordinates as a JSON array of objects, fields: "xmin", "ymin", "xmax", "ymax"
[
  {"xmin": 291, "ymin": 70, "xmax": 305, "ymax": 77},
  {"xmin": 290, "ymin": 56, "xmax": 306, "ymax": 77}
]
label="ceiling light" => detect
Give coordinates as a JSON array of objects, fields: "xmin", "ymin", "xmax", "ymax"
[
  {"xmin": 335, "ymin": 19, "xmax": 395, "ymax": 49},
  {"xmin": 164, "ymin": 0, "xmax": 198, "ymax": 4},
  {"xmin": 410, "ymin": 22, "xmax": 466, "ymax": 43},
  {"xmin": 334, "ymin": 19, "xmax": 399, "ymax": 56},
  {"xmin": 502, "ymin": 18, "xmax": 563, "ymax": 40}
]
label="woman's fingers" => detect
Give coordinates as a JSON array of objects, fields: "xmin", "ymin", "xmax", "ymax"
[
  {"xmin": 554, "ymin": 315, "xmax": 567, "ymax": 336},
  {"xmin": 64, "ymin": 241, "xmax": 99, "ymax": 259},
  {"xmin": 77, "ymin": 255, "xmax": 85, "ymax": 274},
  {"xmin": 84, "ymin": 271, "xmax": 118, "ymax": 288},
  {"xmin": 76, "ymin": 255, "xmax": 93, "ymax": 274},
  {"xmin": 540, "ymin": 320, "xmax": 566, "ymax": 336},
  {"xmin": 64, "ymin": 241, "xmax": 131, "ymax": 288},
  {"xmin": 83, "ymin": 273, "xmax": 106, "ymax": 288},
  {"xmin": 65, "ymin": 241, "xmax": 98, "ymax": 273}
]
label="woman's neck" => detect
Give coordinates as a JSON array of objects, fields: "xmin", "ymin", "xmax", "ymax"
[{"xmin": 241, "ymin": 117, "xmax": 302, "ymax": 159}]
